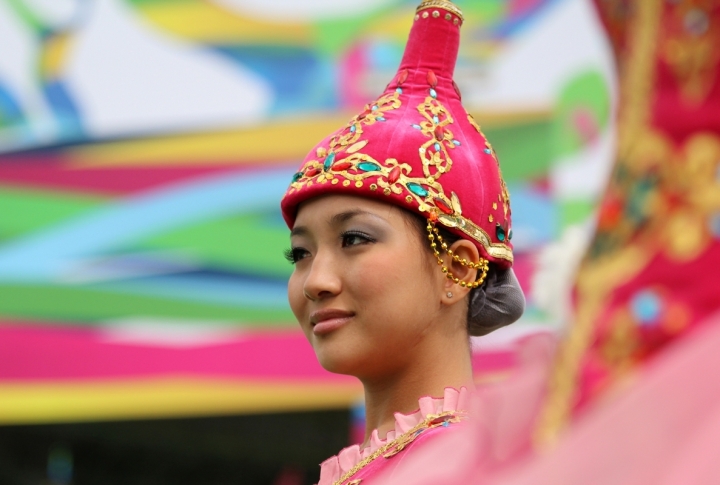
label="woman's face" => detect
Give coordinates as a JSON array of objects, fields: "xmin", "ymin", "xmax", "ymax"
[{"xmin": 287, "ymin": 194, "xmax": 448, "ymax": 379}]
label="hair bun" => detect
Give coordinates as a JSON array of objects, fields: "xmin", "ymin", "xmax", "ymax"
[{"xmin": 467, "ymin": 267, "xmax": 525, "ymax": 336}]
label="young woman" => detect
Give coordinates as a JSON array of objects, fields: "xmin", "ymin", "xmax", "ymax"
[{"xmin": 281, "ymin": 1, "xmax": 524, "ymax": 483}]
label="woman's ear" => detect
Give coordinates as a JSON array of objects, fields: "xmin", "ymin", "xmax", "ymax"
[{"xmin": 440, "ymin": 239, "xmax": 481, "ymax": 302}]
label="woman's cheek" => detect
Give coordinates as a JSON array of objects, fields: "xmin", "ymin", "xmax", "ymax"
[{"xmin": 287, "ymin": 272, "xmax": 307, "ymax": 327}]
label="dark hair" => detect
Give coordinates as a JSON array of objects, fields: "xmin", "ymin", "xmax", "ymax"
[{"xmin": 403, "ymin": 211, "xmax": 525, "ymax": 336}]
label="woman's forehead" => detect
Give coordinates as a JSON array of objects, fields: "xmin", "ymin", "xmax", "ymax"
[{"xmin": 294, "ymin": 194, "xmax": 401, "ymax": 224}]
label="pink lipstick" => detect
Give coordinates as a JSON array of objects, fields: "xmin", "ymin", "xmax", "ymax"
[{"xmin": 310, "ymin": 309, "xmax": 354, "ymax": 336}]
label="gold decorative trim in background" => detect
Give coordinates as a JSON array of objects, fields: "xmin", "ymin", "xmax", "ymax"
[{"xmin": 533, "ymin": 0, "xmax": 664, "ymax": 447}]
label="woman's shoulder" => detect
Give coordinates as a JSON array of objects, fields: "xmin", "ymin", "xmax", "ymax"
[{"xmin": 318, "ymin": 387, "xmax": 471, "ymax": 485}]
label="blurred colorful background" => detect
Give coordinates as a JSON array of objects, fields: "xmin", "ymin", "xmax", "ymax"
[{"xmin": 0, "ymin": 0, "xmax": 614, "ymax": 482}]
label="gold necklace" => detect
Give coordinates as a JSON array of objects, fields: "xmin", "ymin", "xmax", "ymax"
[{"xmin": 332, "ymin": 410, "xmax": 468, "ymax": 485}]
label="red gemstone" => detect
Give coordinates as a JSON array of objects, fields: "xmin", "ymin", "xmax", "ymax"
[
  {"xmin": 398, "ymin": 69, "xmax": 408, "ymax": 86},
  {"xmin": 357, "ymin": 107, "xmax": 372, "ymax": 120},
  {"xmin": 305, "ymin": 167, "xmax": 320, "ymax": 177},
  {"xmin": 434, "ymin": 125, "xmax": 445, "ymax": 141},
  {"xmin": 427, "ymin": 70, "xmax": 438, "ymax": 88},
  {"xmin": 453, "ymin": 81, "xmax": 462, "ymax": 100},
  {"xmin": 435, "ymin": 198, "xmax": 453, "ymax": 214},
  {"xmin": 388, "ymin": 166, "xmax": 401, "ymax": 184},
  {"xmin": 332, "ymin": 161, "xmax": 353, "ymax": 171},
  {"xmin": 428, "ymin": 416, "xmax": 448, "ymax": 426}
]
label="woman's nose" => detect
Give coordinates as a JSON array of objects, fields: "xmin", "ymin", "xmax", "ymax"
[{"xmin": 302, "ymin": 251, "xmax": 342, "ymax": 301}]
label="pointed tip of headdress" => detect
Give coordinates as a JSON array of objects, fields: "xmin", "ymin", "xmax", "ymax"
[{"xmin": 402, "ymin": 0, "xmax": 463, "ymax": 79}]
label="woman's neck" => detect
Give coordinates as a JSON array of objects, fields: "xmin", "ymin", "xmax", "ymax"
[{"xmin": 359, "ymin": 335, "xmax": 474, "ymax": 446}]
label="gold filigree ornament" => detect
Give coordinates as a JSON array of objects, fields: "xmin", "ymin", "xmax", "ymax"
[
  {"xmin": 293, "ymin": 95, "xmax": 511, "ymax": 263},
  {"xmin": 660, "ymin": 3, "xmax": 720, "ymax": 104},
  {"xmin": 288, "ymin": 91, "xmax": 513, "ymax": 264}
]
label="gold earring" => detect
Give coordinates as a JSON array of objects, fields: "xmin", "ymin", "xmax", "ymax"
[{"xmin": 427, "ymin": 220, "xmax": 489, "ymax": 289}]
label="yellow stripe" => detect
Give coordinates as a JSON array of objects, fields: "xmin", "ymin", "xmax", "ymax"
[
  {"xmin": 67, "ymin": 116, "xmax": 352, "ymax": 168},
  {"xmin": 66, "ymin": 109, "xmax": 551, "ymax": 169},
  {"xmin": 0, "ymin": 378, "xmax": 362, "ymax": 425},
  {"xmin": 41, "ymin": 34, "xmax": 74, "ymax": 78},
  {"xmin": 137, "ymin": 3, "xmax": 310, "ymax": 44}
]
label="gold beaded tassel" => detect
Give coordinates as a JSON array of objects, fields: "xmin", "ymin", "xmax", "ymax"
[{"xmin": 427, "ymin": 220, "xmax": 489, "ymax": 288}]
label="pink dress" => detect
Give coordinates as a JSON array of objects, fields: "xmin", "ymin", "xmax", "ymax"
[{"xmin": 317, "ymin": 387, "xmax": 471, "ymax": 485}]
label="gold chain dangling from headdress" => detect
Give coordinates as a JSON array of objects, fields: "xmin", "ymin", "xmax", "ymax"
[{"xmin": 427, "ymin": 221, "xmax": 489, "ymax": 288}]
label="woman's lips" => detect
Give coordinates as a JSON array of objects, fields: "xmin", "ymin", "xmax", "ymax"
[{"xmin": 310, "ymin": 309, "xmax": 354, "ymax": 336}]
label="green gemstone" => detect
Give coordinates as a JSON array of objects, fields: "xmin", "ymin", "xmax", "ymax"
[
  {"xmin": 292, "ymin": 172, "xmax": 303, "ymax": 183},
  {"xmin": 508, "ymin": 229, "xmax": 513, "ymax": 241},
  {"xmin": 407, "ymin": 183, "xmax": 429, "ymax": 197},
  {"xmin": 496, "ymin": 224, "xmax": 507, "ymax": 242},
  {"xmin": 357, "ymin": 162, "xmax": 381, "ymax": 172},
  {"xmin": 323, "ymin": 153, "xmax": 336, "ymax": 171}
]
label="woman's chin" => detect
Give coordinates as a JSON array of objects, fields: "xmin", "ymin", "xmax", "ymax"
[
  {"xmin": 314, "ymin": 347, "xmax": 364, "ymax": 376},
  {"xmin": 316, "ymin": 355, "xmax": 356, "ymax": 376}
]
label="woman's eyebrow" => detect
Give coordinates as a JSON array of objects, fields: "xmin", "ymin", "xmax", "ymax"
[
  {"xmin": 290, "ymin": 225, "xmax": 309, "ymax": 238},
  {"xmin": 329, "ymin": 209, "xmax": 387, "ymax": 226}
]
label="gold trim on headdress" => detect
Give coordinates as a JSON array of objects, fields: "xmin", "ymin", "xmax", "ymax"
[{"xmin": 416, "ymin": 0, "xmax": 464, "ymax": 22}]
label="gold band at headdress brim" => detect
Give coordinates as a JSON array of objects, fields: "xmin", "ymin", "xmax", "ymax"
[
  {"xmin": 416, "ymin": 0, "xmax": 464, "ymax": 22},
  {"xmin": 438, "ymin": 213, "xmax": 514, "ymax": 262}
]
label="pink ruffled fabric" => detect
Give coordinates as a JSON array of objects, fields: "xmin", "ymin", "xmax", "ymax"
[{"xmin": 318, "ymin": 387, "xmax": 470, "ymax": 485}]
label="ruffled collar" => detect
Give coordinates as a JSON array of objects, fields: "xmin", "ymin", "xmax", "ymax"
[{"xmin": 318, "ymin": 387, "xmax": 470, "ymax": 485}]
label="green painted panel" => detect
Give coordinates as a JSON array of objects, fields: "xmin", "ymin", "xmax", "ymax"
[
  {"xmin": 560, "ymin": 199, "xmax": 596, "ymax": 228},
  {"xmin": 136, "ymin": 211, "xmax": 293, "ymax": 278},
  {"xmin": 0, "ymin": 185, "xmax": 104, "ymax": 239},
  {"xmin": 484, "ymin": 120, "xmax": 554, "ymax": 181},
  {"xmin": 0, "ymin": 285, "xmax": 295, "ymax": 326}
]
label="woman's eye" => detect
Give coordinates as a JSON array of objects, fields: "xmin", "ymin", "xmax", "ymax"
[
  {"xmin": 283, "ymin": 247, "xmax": 310, "ymax": 264},
  {"xmin": 341, "ymin": 231, "xmax": 375, "ymax": 247}
]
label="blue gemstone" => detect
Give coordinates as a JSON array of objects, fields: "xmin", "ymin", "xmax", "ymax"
[
  {"xmin": 484, "ymin": 148, "xmax": 492, "ymax": 155},
  {"xmin": 323, "ymin": 153, "xmax": 336, "ymax": 171},
  {"xmin": 371, "ymin": 105, "xmax": 378, "ymax": 111},
  {"xmin": 452, "ymin": 140, "xmax": 461, "ymax": 146},
  {"xmin": 350, "ymin": 125, "xmax": 356, "ymax": 133},
  {"xmin": 496, "ymin": 224, "xmax": 506, "ymax": 242},
  {"xmin": 412, "ymin": 124, "xmax": 422, "ymax": 130},
  {"xmin": 396, "ymin": 87, "xmax": 403, "ymax": 94},
  {"xmin": 434, "ymin": 143, "xmax": 441, "ymax": 152},
  {"xmin": 358, "ymin": 162, "xmax": 381, "ymax": 172},
  {"xmin": 292, "ymin": 172, "xmax": 303, "ymax": 183},
  {"xmin": 433, "ymin": 116, "xmax": 439, "ymax": 124},
  {"xmin": 407, "ymin": 183, "xmax": 429, "ymax": 197},
  {"xmin": 377, "ymin": 117, "xmax": 386, "ymax": 122},
  {"xmin": 442, "ymin": 421, "xmax": 450, "ymax": 428},
  {"xmin": 430, "ymin": 88, "xmax": 437, "ymax": 99},
  {"xmin": 631, "ymin": 290, "xmax": 662, "ymax": 326}
]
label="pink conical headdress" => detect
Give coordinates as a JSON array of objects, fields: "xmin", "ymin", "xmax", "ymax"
[{"xmin": 281, "ymin": 0, "xmax": 514, "ymax": 269}]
